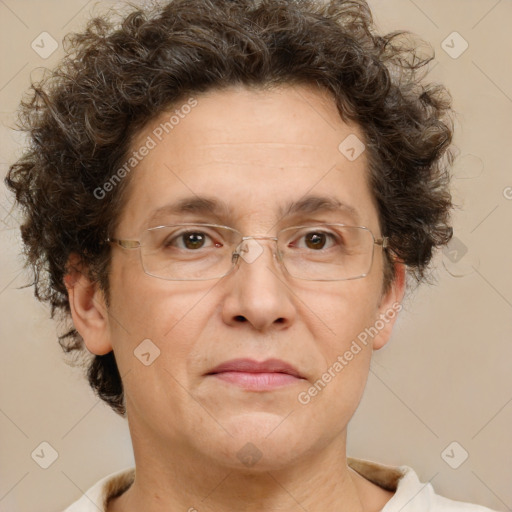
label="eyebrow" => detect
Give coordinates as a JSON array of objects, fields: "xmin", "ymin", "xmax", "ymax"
[
  {"xmin": 146, "ymin": 194, "xmax": 361, "ymax": 227},
  {"xmin": 146, "ymin": 196, "xmax": 231, "ymax": 227},
  {"xmin": 279, "ymin": 195, "xmax": 360, "ymax": 223}
]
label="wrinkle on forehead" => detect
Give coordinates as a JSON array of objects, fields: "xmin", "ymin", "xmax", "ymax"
[{"xmin": 174, "ymin": 142, "xmax": 345, "ymax": 170}]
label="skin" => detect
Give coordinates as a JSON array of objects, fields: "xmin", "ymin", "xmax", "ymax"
[{"xmin": 66, "ymin": 83, "xmax": 405, "ymax": 512}]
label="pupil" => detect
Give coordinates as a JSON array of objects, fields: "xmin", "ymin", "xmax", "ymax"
[
  {"xmin": 306, "ymin": 233, "xmax": 325, "ymax": 249},
  {"xmin": 184, "ymin": 233, "xmax": 205, "ymax": 249}
]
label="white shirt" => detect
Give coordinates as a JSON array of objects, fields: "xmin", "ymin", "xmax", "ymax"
[{"xmin": 63, "ymin": 457, "xmax": 497, "ymax": 511}]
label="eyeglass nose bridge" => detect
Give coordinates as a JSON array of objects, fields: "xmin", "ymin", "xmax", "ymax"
[{"xmin": 232, "ymin": 235, "xmax": 281, "ymax": 266}]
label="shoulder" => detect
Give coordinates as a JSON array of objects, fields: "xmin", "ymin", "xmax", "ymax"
[
  {"xmin": 347, "ymin": 457, "xmax": 498, "ymax": 512},
  {"xmin": 62, "ymin": 467, "xmax": 135, "ymax": 512},
  {"xmin": 387, "ymin": 466, "xmax": 498, "ymax": 512}
]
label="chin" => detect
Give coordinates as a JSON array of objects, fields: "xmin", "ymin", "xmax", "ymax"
[
  {"xmin": 202, "ymin": 412, "xmax": 312, "ymax": 470},
  {"xmin": 220, "ymin": 410, "xmax": 297, "ymax": 438}
]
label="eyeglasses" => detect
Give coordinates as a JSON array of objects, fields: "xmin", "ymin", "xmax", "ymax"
[{"xmin": 106, "ymin": 223, "xmax": 388, "ymax": 281}]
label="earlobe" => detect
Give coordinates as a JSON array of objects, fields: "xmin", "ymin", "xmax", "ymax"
[
  {"xmin": 64, "ymin": 254, "xmax": 113, "ymax": 356},
  {"xmin": 372, "ymin": 261, "xmax": 406, "ymax": 351}
]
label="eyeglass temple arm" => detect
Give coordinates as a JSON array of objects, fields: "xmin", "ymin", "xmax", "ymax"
[
  {"xmin": 106, "ymin": 238, "xmax": 141, "ymax": 249},
  {"xmin": 376, "ymin": 237, "xmax": 389, "ymax": 249}
]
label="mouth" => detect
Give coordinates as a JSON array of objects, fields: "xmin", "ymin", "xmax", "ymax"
[{"xmin": 205, "ymin": 358, "xmax": 305, "ymax": 391}]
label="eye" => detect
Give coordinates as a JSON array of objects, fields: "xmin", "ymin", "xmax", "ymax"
[
  {"xmin": 292, "ymin": 230, "xmax": 339, "ymax": 250},
  {"xmin": 165, "ymin": 230, "xmax": 221, "ymax": 250}
]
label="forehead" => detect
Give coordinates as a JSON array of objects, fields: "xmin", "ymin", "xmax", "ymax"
[{"xmin": 117, "ymin": 83, "xmax": 378, "ymax": 234}]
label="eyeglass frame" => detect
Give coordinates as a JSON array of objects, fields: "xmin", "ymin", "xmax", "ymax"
[{"xmin": 106, "ymin": 222, "xmax": 389, "ymax": 282}]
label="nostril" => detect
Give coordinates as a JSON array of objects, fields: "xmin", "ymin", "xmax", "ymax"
[{"xmin": 234, "ymin": 315, "xmax": 247, "ymax": 323}]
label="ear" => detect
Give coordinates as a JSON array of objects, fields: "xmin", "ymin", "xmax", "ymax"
[
  {"xmin": 372, "ymin": 260, "xmax": 406, "ymax": 350},
  {"xmin": 64, "ymin": 253, "xmax": 113, "ymax": 355}
]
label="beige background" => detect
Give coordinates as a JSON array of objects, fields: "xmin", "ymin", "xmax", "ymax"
[{"xmin": 0, "ymin": 0, "xmax": 511, "ymax": 511}]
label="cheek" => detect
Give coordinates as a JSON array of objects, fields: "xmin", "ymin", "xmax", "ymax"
[
  {"xmin": 297, "ymin": 297, "xmax": 375, "ymax": 426},
  {"xmin": 106, "ymin": 270, "xmax": 214, "ymax": 425},
  {"xmin": 293, "ymin": 336, "xmax": 372, "ymax": 450},
  {"xmin": 107, "ymin": 256, "xmax": 212, "ymax": 373},
  {"xmin": 296, "ymin": 278, "xmax": 381, "ymax": 347}
]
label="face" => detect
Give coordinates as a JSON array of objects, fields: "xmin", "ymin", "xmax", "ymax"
[{"xmin": 87, "ymin": 83, "xmax": 403, "ymax": 472}]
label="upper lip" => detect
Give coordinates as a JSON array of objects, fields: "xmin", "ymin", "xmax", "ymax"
[{"xmin": 206, "ymin": 358, "xmax": 303, "ymax": 378}]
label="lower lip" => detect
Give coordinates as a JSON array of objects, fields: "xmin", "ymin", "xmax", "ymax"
[{"xmin": 210, "ymin": 371, "xmax": 302, "ymax": 391}]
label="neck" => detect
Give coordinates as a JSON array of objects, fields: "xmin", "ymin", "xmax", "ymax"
[{"xmin": 107, "ymin": 421, "xmax": 390, "ymax": 512}]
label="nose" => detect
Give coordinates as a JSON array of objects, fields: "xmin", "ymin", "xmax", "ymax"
[{"xmin": 220, "ymin": 237, "xmax": 296, "ymax": 332}]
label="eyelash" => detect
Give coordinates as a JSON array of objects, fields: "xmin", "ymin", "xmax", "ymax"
[{"xmin": 164, "ymin": 229, "xmax": 342, "ymax": 251}]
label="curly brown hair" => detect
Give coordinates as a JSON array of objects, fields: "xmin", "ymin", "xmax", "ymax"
[{"xmin": 5, "ymin": 0, "xmax": 455, "ymax": 416}]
